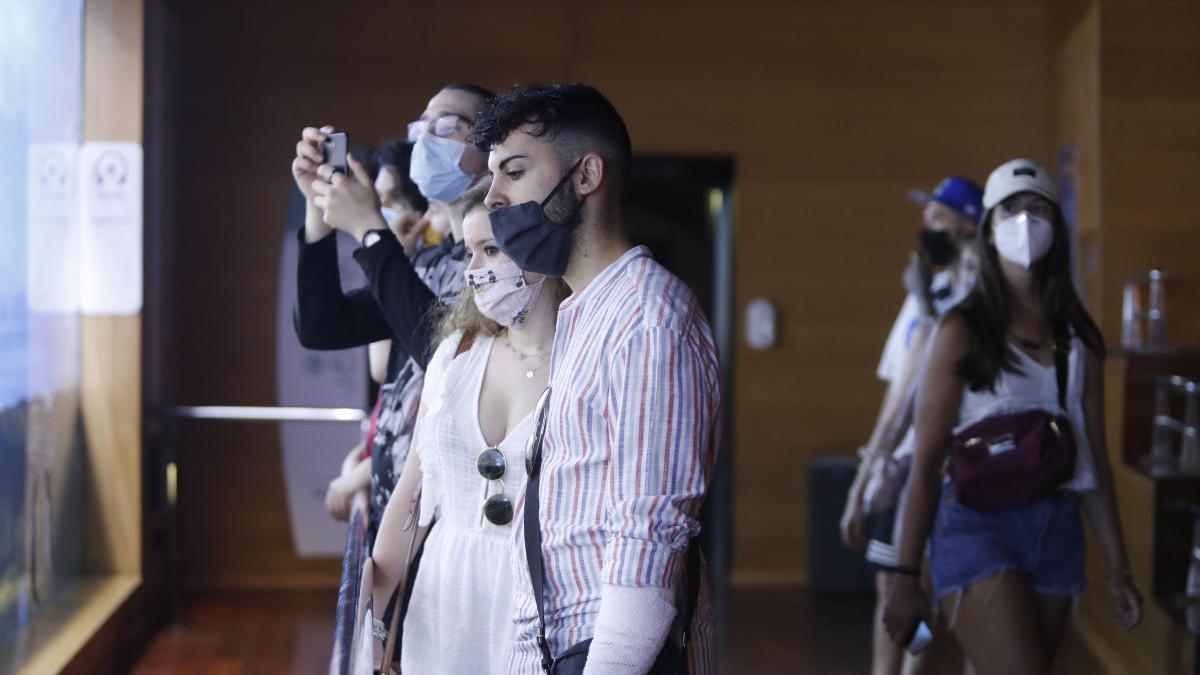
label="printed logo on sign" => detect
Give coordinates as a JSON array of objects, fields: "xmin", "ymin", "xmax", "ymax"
[
  {"xmin": 78, "ymin": 141, "xmax": 143, "ymax": 314},
  {"xmin": 39, "ymin": 152, "xmax": 70, "ymax": 194},
  {"xmin": 94, "ymin": 150, "xmax": 128, "ymax": 190}
]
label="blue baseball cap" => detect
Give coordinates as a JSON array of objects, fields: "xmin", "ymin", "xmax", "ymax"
[{"xmin": 907, "ymin": 176, "xmax": 984, "ymax": 222}]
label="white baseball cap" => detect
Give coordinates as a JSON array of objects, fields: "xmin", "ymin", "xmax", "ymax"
[{"xmin": 982, "ymin": 158, "xmax": 1059, "ymax": 213}]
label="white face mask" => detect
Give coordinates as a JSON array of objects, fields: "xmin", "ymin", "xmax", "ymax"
[
  {"xmin": 992, "ymin": 211, "xmax": 1053, "ymax": 269},
  {"xmin": 465, "ymin": 260, "xmax": 545, "ymax": 327},
  {"xmin": 409, "ymin": 133, "xmax": 474, "ymax": 203}
]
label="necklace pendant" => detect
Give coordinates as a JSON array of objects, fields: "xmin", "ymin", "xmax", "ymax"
[{"xmin": 526, "ymin": 369, "xmax": 535, "ymax": 379}]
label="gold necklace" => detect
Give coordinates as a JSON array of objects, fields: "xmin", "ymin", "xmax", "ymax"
[{"xmin": 503, "ymin": 334, "xmax": 549, "ymax": 379}]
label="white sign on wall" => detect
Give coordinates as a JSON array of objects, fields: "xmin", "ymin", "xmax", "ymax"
[
  {"xmin": 78, "ymin": 141, "xmax": 142, "ymax": 315},
  {"xmin": 26, "ymin": 142, "xmax": 80, "ymax": 313}
]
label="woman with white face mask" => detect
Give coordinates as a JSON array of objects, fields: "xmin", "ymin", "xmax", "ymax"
[
  {"xmin": 365, "ymin": 178, "xmax": 566, "ymax": 674},
  {"xmin": 882, "ymin": 159, "xmax": 1142, "ymax": 675}
]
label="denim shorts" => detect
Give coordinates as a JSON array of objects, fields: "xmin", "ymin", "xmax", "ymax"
[{"xmin": 929, "ymin": 483, "xmax": 1086, "ymax": 601}]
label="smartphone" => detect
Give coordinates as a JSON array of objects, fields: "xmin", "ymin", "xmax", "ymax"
[
  {"xmin": 322, "ymin": 132, "xmax": 348, "ymax": 175},
  {"xmin": 906, "ymin": 620, "xmax": 933, "ymax": 655}
]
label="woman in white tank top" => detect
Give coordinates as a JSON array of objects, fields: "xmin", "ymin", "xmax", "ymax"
[
  {"xmin": 883, "ymin": 159, "xmax": 1142, "ymax": 675},
  {"xmin": 365, "ymin": 179, "xmax": 565, "ymax": 674}
]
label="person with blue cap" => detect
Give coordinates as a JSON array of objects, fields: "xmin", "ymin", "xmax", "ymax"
[
  {"xmin": 840, "ymin": 175, "xmax": 983, "ymax": 675},
  {"xmin": 904, "ymin": 176, "xmax": 985, "ymax": 319}
]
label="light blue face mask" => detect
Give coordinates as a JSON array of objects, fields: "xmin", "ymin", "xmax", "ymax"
[
  {"xmin": 380, "ymin": 206, "xmax": 404, "ymax": 227},
  {"xmin": 409, "ymin": 132, "xmax": 474, "ymax": 203}
]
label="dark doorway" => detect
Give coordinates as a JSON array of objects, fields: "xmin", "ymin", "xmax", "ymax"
[{"xmin": 624, "ymin": 154, "xmax": 735, "ymax": 669}]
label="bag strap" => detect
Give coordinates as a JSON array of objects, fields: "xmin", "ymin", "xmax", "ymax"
[
  {"xmin": 522, "ymin": 418, "xmax": 555, "ymax": 672},
  {"xmin": 523, "ymin": 390, "xmax": 702, "ymax": 672},
  {"xmin": 678, "ymin": 536, "xmax": 701, "ymax": 656},
  {"xmin": 455, "ymin": 330, "xmax": 476, "ymax": 358},
  {"xmin": 1053, "ymin": 333, "xmax": 1070, "ymax": 412},
  {"xmin": 379, "ymin": 484, "xmax": 428, "ymax": 672}
]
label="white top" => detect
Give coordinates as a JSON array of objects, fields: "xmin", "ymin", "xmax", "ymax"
[
  {"xmin": 877, "ymin": 269, "xmax": 969, "ymax": 382},
  {"xmin": 882, "ymin": 269, "xmax": 972, "ymax": 459},
  {"xmin": 952, "ymin": 337, "xmax": 1098, "ymax": 492},
  {"xmin": 401, "ymin": 330, "xmax": 532, "ymax": 675}
]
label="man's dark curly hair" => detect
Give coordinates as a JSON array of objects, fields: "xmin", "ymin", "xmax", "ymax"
[{"xmin": 470, "ymin": 83, "xmax": 632, "ymax": 187}]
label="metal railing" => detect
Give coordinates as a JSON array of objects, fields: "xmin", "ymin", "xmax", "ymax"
[
  {"xmin": 162, "ymin": 405, "xmax": 368, "ymax": 423},
  {"xmin": 154, "ymin": 404, "xmax": 368, "ymax": 624}
]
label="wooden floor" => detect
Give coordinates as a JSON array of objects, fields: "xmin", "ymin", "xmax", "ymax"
[{"xmin": 128, "ymin": 588, "xmax": 1106, "ymax": 674}]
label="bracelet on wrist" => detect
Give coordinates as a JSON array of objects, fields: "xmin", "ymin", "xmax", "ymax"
[{"xmin": 877, "ymin": 563, "xmax": 922, "ymax": 577}]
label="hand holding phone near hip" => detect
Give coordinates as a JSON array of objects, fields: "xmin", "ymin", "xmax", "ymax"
[{"xmin": 906, "ymin": 619, "xmax": 934, "ymax": 655}]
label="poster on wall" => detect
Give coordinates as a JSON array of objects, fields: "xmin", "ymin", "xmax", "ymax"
[
  {"xmin": 78, "ymin": 141, "xmax": 142, "ymax": 315},
  {"xmin": 26, "ymin": 142, "xmax": 79, "ymax": 314},
  {"xmin": 1058, "ymin": 143, "xmax": 1099, "ymax": 306},
  {"xmin": 275, "ymin": 193, "xmax": 368, "ymax": 557}
]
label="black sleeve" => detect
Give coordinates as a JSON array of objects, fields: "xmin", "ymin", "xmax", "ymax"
[
  {"xmin": 292, "ymin": 228, "xmax": 392, "ymax": 350},
  {"xmin": 352, "ymin": 229, "xmax": 440, "ymax": 370}
]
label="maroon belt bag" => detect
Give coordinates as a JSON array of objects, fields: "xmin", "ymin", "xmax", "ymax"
[{"xmin": 947, "ymin": 341, "xmax": 1076, "ymax": 511}]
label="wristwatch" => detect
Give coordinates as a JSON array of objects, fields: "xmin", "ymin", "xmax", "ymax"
[{"xmin": 361, "ymin": 229, "xmax": 386, "ymax": 248}]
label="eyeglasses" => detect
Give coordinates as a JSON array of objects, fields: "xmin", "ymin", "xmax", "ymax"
[
  {"xmin": 407, "ymin": 113, "xmax": 471, "ymax": 143},
  {"xmin": 477, "ymin": 446, "xmax": 513, "ymax": 526},
  {"xmin": 475, "ymin": 388, "xmax": 552, "ymax": 526}
]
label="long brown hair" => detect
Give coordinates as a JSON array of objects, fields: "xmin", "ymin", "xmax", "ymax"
[{"xmin": 951, "ymin": 200, "xmax": 1104, "ymax": 392}]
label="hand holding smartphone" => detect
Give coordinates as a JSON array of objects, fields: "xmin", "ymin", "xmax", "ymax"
[
  {"xmin": 906, "ymin": 619, "xmax": 933, "ymax": 655},
  {"xmin": 323, "ymin": 131, "xmax": 348, "ymax": 176}
]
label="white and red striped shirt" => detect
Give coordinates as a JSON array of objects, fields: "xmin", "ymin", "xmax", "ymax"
[{"xmin": 510, "ymin": 246, "xmax": 720, "ymax": 674}]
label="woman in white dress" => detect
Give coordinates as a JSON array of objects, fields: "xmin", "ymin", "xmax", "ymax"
[{"xmin": 368, "ymin": 178, "xmax": 563, "ymax": 674}]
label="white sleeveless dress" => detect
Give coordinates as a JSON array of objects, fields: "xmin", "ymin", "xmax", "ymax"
[{"xmin": 400, "ymin": 331, "xmax": 532, "ymax": 674}]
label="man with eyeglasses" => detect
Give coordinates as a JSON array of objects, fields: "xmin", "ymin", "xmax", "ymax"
[
  {"xmin": 404, "ymin": 84, "xmax": 494, "ymax": 302},
  {"xmin": 290, "ymin": 83, "xmax": 494, "ymax": 546},
  {"xmin": 473, "ymin": 83, "xmax": 720, "ymax": 674}
]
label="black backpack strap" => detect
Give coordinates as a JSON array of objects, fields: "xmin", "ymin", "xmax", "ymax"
[
  {"xmin": 678, "ymin": 537, "xmax": 701, "ymax": 658},
  {"xmin": 524, "ymin": 389, "xmax": 555, "ymax": 672},
  {"xmin": 523, "ymin": 385, "xmax": 704, "ymax": 673}
]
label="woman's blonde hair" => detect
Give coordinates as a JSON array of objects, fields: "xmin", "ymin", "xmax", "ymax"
[{"xmin": 438, "ymin": 176, "xmax": 569, "ymax": 343}]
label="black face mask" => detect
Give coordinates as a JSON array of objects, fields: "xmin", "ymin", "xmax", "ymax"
[
  {"xmin": 489, "ymin": 159, "xmax": 585, "ymax": 277},
  {"xmin": 919, "ymin": 229, "xmax": 957, "ymax": 266}
]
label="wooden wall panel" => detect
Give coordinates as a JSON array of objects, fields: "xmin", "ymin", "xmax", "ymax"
[
  {"xmin": 81, "ymin": 0, "xmax": 142, "ymax": 577},
  {"xmin": 1070, "ymin": 1, "xmax": 1200, "ymax": 672},
  {"xmin": 1099, "ymin": 0, "xmax": 1200, "ymax": 346},
  {"xmin": 1051, "ymin": 0, "xmax": 1102, "ymax": 313},
  {"xmin": 167, "ymin": 0, "xmax": 1056, "ymax": 587}
]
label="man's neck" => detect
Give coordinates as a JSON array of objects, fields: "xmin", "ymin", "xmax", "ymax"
[
  {"xmin": 562, "ymin": 216, "xmax": 632, "ymax": 294},
  {"xmin": 506, "ymin": 290, "xmax": 558, "ymax": 354}
]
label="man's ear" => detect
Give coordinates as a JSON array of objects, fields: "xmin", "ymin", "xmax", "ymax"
[{"xmin": 576, "ymin": 153, "xmax": 606, "ymax": 197}]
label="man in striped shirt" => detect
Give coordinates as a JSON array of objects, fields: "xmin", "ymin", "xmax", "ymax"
[{"xmin": 473, "ymin": 84, "xmax": 720, "ymax": 674}]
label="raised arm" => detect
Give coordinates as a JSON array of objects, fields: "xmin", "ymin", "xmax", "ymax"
[
  {"xmin": 290, "ymin": 127, "xmax": 392, "ymax": 350},
  {"xmin": 311, "ymin": 152, "xmax": 442, "ymax": 367}
]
